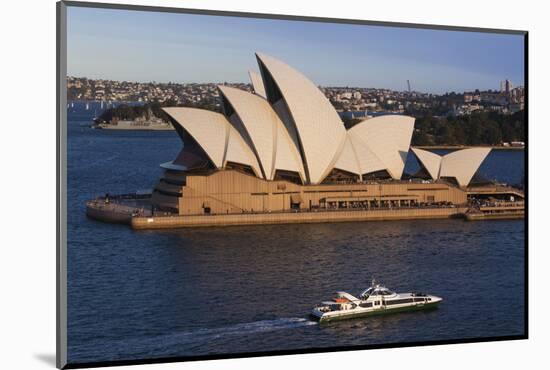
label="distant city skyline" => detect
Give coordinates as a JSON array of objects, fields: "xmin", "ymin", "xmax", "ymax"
[{"xmin": 67, "ymin": 6, "xmax": 525, "ymax": 94}]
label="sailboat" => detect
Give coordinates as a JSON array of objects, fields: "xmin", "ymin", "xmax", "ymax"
[{"xmin": 85, "ymin": 102, "xmax": 90, "ymax": 110}]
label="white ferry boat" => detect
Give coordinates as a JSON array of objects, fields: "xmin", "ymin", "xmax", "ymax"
[{"xmin": 311, "ymin": 280, "xmax": 442, "ymax": 322}]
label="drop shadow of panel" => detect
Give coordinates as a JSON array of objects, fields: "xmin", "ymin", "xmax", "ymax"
[{"xmin": 34, "ymin": 353, "xmax": 56, "ymax": 367}]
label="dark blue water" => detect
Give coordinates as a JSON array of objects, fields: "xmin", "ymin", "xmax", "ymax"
[{"xmin": 67, "ymin": 104, "xmax": 525, "ymax": 364}]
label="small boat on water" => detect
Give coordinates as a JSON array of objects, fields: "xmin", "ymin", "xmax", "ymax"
[{"xmin": 311, "ymin": 280, "xmax": 442, "ymax": 323}]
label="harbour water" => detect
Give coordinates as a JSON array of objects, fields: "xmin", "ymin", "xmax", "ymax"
[{"xmin": 67, "ymin": 103, "xmax": 525, "ymax": 364}]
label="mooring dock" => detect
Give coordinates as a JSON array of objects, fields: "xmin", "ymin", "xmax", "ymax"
[{"xmin": 463, "ymin": 201, "xmax": 525, "ymax": 221}]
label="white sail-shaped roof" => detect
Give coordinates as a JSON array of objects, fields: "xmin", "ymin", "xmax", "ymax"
[
  {"xmin": 163, "ymin": 107, "xmax": 261, "ymax": 176},
  {"xmin": 347, "ymin": 131, "xmax": 387, "ymax": 176},
  {"xmin": 411, "ymin": 147, "xmax": 442, "ymax": 179},
  {"xmin": 226, "ymin": 125, "xmax": 262, "ymax": 176},
  {"xmin": 248, "ymin": 70, "xmax": 266, "ymax": 99},
  {"xmin": 218, "ymin": 85, "xmax": 304, "ymax": 181},
  {"xmin": 439, "ymin": 148, "xmax": 491, "ymax": 187},
  {"xmin": 256, "ymin": 52, "xmax": 347, "ymax": 184},
  {"xmin": 219, "ymin": 85, "xmax": 276, "ymax": 179},
  {"xmin": 348, "ymin": 115, "xmax": 415, "ymax": 179},
  {"xmin": 333, "ymin": 134, "xmax": 361, "ymax": 175},
  {"xmin": 162, "ymin": 55, "xmax": 493, "ymax": 188},
  {"xmin": 163, "ymin": 107, "xmax": 227, "ymax": 168},
  {"xmin": 274, "ymin": 120, "xmax": 306, "ymax": 180}
]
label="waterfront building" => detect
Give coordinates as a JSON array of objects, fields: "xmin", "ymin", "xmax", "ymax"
[
  {"xmin": 500, "ymin": 79, "xmax": 513, "ymax": 94},
  {"xmin": 151, "ymin": 53, "xmax": 497, "ymax": 216}
]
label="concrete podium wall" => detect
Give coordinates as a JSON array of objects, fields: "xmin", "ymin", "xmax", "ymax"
[{"xmin": 132, "ymin": 206, "xmax": 467, "ymax": 230}]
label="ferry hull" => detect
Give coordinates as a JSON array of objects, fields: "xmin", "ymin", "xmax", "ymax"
[{"xmin": 313, "ymin": 301, "xmax": 441, "ymax": 323}]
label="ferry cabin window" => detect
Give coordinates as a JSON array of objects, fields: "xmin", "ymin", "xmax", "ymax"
[{"xmin": 386, "ymin": 298, "xmax": 414, "ymax": 305}]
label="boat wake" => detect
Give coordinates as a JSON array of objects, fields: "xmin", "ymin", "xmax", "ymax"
[
  {"xmin": 160, "ymin": 317, "xmax": 318, "ymax": 345},
  {"xmin": 70, "ymin": 317, "xmax": 318, "ymax": 361},
  {"xmin": 185, "ymin": 317, "xmax": 318, "ymax": 338}
]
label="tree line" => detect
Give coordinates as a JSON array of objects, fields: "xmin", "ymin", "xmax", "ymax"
[
  {"xmin": 98, "ymin": 99, "xmax": 221, "ymax": 124},
  {"xmin": 411, "ymin": 111, "xmax": 524, "ymax": 146},
  {"xmin": 343, "ymin": 110, "xmax": 524, "ymax": 146},
  {"xmin": 98, "ymin": 101, "xmax": 169, "ymax": 123}
]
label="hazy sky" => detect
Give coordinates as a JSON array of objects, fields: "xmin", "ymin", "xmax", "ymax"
[{"xmin": 67, "ymin": 6, "xmax": 525, "ymax": 94}]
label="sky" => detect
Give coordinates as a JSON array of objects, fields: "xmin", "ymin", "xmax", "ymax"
[{"xmin": 67, "ymin": 6, "xmax": 525, "ymax": 94}]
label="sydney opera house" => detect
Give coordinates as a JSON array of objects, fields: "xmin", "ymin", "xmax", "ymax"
[{"xmin": 150, "ymin": 52, "xmax": 493, "ymax": 216}]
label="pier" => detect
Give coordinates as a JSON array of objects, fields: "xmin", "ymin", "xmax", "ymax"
[{"xmin": 463, "ymin": 201, "xmax": 525, "ymax": 221}]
